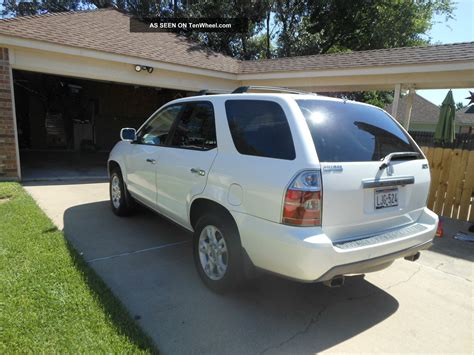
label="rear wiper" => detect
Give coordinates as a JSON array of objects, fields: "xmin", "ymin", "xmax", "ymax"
[{"xmin": 379, "ymin": 152, "xmax": 420, "ymax": 170}]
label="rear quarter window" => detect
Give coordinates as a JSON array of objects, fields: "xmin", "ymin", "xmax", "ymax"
[
  {"xmin": 297, "ymin": 100, "xmax": 421, "ymax": 162},
  {"xmin": 225, "ymin": 100, "xmax": 295, "ymax": 160}
]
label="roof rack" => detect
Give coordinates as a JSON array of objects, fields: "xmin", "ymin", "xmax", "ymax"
[
  {"xmin": 196, "ymin": 89, "xmax": 231, "ymax": 96},
  {"xmin": 232, "ymin": 86, "xmax": 316, "ymax": 95}
]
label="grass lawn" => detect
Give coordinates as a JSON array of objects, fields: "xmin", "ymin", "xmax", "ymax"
[{"xmin": 0, "ymin": 183, "xmax": 156, "ymax": 353}]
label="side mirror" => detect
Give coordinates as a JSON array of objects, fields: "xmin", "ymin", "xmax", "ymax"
[{"xmin": 120, "ymin": 128, "xmax": 136, "ymax": 142}]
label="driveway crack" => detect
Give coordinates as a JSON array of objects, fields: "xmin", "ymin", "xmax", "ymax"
[
  {"xmin": 258, "ymin": 304, "xmax": 329, "ymax": 355},
  {"xmin": 258, "ymin": 284, "xmax": 382, "ymax": 355},
  {"xmin": 257, "ymin": 263, "xmax": 467, "ymax": 354},
  {"xmin": 85, "ymin": 240, "xmax": 191, "ymax": 263},
  {"xmin": 384, "ymin": 266, "xmax": 422, "ymax": 290}
]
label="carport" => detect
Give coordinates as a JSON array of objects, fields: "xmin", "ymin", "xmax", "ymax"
[{"xmin": 0, "ymin": 8, "xmax": 473, "ymax": 181}]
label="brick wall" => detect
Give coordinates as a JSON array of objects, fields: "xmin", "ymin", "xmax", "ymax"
[{"xmin": 0, "ymin": 47, "xmax": 19, "ymax": 180}]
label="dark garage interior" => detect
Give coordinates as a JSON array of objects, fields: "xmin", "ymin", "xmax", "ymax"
[{"xmin": 13, "ymin": 70, "xmax": 191, "ymax": 180}]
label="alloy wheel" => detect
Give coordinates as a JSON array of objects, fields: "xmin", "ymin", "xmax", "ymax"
[
  {"xmin": 198, "ymin": 225, "xmax": 228, "ymax": 280},
  {"xmin": 111, "ymin": 174, "xmax": 121, "ymax": 209}
]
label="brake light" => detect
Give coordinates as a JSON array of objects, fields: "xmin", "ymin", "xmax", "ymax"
[{"xmin": 283, "ymin": 170, "xmax": 322, "ymax": 226}]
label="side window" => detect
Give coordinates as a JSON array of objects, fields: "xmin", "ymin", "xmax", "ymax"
[
  {"xmin": 137, "ymin": 104, "xmax": 183, "ymax": 145},
  {"xmin": 225, "ymin": 100, "xmax": 295, "ymax": 160},
  {"xmin": 169, "ymin": 102, "xmax": 217, "ymax": 150}
]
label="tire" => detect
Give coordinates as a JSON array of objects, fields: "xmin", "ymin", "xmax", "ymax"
[
  {"xmin": 193, "ymin": 213, "xmax": 244, "ymax": 293},
  {"xmin": 109, "ymin": 168, "xmax": 134, "ymax": 216}
]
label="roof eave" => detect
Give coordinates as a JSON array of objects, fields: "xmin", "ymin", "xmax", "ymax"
[{"xmin": 0, "ymin": 33, "xmax": 239, "ymax": 79}]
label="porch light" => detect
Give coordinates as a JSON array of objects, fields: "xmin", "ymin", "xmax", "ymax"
[{"xmin": 134, "ymin": 65, "xmax": 154, "ymax": 74}]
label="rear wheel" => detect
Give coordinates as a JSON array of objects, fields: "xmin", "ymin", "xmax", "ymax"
[
  {"xmin": 193, "ymin": 213, "xmax": 244, "ymax": 293},
  {"xmin": 109, "ymin": 168, "xmax": 134, "ymax": 216}
]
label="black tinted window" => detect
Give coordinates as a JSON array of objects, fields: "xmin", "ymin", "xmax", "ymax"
[
  {"xmin": 137, "ymin": 104, "xmax": 182, "ymax": 145},
  {"xmin": 169, "ymin": 102, "xmax": 217, "ymax": 150},
  {"xmin": 225, "ymin": 100, "xmax": 295, "ymax": 160},
  {"xmin": 297, "ymin": 100, "xmax": 421, "ymax": 162}
]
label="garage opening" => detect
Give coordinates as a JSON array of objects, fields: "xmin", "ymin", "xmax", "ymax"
[{"xmin": 13, "ymin": 70, "xmax": 192, "ymax": 181}]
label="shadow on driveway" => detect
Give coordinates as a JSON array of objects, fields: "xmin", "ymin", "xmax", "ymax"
[{"xmin": 64, "ymin": 201, "xmax": 398, "ymax": 354}]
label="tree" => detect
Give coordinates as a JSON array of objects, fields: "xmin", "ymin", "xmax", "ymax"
[
  {"xmin": 275, "ymin": 0, "xmax": 454, "ymax": 57},
  {"xmin": 1, "ymin": 0, "xmax": 85, "ymax": 17},
  {"xmin": 0, "ymin": 0, "xmax": 166, "ymax": 17},
  {"xmin": 273, "ymin": 0, "xmax": 308, "ymax": 57},
  {"xmin": 89, "ymin": 0, "xmax": 115, "ymax": 9},
  {"xmin": 273, "ymin": 0, "xmax": 453, "ymax": 105},
  {"xmin": 118, "ymin": 0, "xmax": 162, "ymax": 16},
  {"xmin": 180, "ymin": 0, "xmax": 270, "ymax": 59},
  {"xmin": 456, "ymin": 102, "xmax": 465, "ymax": 110}
]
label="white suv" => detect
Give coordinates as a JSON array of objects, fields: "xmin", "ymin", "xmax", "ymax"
[{"xmin": 108, "ymin": 87, "xmax": 438, "ymax": 293}]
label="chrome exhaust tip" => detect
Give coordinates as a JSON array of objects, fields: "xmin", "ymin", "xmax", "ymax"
[
  {"xmin": 323, "ymin": 275, "xmax": 345, "ymax": 288},
  {"xmin": 404, "ymin": 252, "xmax": 420, "ymax": 262}
]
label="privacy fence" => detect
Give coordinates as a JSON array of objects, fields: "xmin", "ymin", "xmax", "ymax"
[
  {"xmin": 410, "ymin": 131, "xmax": 474, "ymax": 150},
  {"xmin": 419, "ymin": 146, "xmax": 474, "ymax": 222}
]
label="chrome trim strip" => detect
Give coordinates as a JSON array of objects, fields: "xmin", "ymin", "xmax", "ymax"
[
  {"xmin": 333, "ymin": 224, "xmax": 427, "ymax": 249},
  {"xmin": 362, "ymin": 176, "xmax": 414, "ymax": 189},
  {"xmin": 332, "ymin": 222, "xmax": 415, "ymax": 244}
]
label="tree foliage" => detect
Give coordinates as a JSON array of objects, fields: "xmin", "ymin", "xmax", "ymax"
[
  {"xmin": 172, "ymin": 0, "xmax": 271, "ymax": 59},
  {"xmin": 455, "ymin": 102, "xmax": 465, "ymax": 111},
  {"xmin": 1, "ymin": 0, "xmax": 84, "ymax": 16},
  {"xmin": 277, "ymin": 0, "xmax": 454, "ymax": 57}
]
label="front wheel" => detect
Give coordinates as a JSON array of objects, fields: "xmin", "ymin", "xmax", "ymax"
[
  {"xmin": 109, "ymin": 169, "xmax": 134, "ymax": 216},
  {"xmin": 193, "ymin": 214, "xmax": 244, "ymax": 293}
]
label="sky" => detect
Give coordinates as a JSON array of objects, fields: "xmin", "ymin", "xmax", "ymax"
[{"xmin": 417, "ymin": 0, "xmax": 474, "ymax": 106}]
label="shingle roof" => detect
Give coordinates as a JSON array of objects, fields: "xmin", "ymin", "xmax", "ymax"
[
  {"xmin": 240, "ymin": 42, "xmax": 474, "ymax": 74},
  {"xmin": 385, "ymin": 94, "xmax": 474, "ymax": 126},
  {"xmin": 0, "ymin": 8, "xmax": 240, "ymax": 73},
  {"xmin": 456, "ymin": 105, "xmax": 474, "ymax": 125},
  {"xmin": 0, "ymin": 8, "xmax": 473, "ymax": 75}
]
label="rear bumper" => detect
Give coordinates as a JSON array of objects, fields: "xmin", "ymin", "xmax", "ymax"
[
  {"xmin": 313, "ymin": 239, "xmax": 432, "ymax": 282},
  {"xmin": 234, "ymin": 207, "xmax": 437, "ymax": 282}
]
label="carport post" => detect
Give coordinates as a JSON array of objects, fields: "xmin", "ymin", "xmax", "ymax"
[
  {"xmin": 391, "ymin": 83, "xmax": 401, "ymax": 119},
  {"xmin": 402, "ymin": 87, "xmax": 415, "ymax": 130}
]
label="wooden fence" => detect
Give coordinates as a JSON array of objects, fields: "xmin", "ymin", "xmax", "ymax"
[
  {"xmin": 411, "ymin": 132, "xmax": 474, "ymax": 150},
  {"xmin": 421, "ymin": 146, "xmax": 474, "ymax": 222}
]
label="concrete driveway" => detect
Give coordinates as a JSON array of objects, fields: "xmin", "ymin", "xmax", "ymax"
[{"xmin": 24, "ymin": 181, "xmax": 473, "ymax": 354}]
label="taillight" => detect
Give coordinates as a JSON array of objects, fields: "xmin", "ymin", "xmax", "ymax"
[{"xmin": 283, "ymin": 170, "xmax": 322, "ymax": 227}]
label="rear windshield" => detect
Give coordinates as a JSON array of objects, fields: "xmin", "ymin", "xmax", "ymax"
[{"xmin": 297, "ymin": 100, "xmax": 421, "ymax": 162}]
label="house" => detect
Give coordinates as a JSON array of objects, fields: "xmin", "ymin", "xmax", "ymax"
[
  {"xmin": 456, "ymin": 105, "xmax": 474, "ymax": 134},
  {"xmin": 0, "ymin": 8, "xmax": 473, "ymax": 180},
  {"xmin": 385, "ymin": 93, "xmax": 474, "ymax": 133}
]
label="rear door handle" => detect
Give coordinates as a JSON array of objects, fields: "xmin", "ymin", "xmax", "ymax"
[
  {"xmin": 146, "ymin": 158, "xmax": 156, "ymax": 164},
  {"xmin": 190, "ymin": 168, "xmax": 206, "ymax": 176}
]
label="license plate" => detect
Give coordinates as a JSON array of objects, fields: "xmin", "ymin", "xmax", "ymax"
[{"xmin": 375, "ymin": 188, "xmax": 398, "ymax": 209}]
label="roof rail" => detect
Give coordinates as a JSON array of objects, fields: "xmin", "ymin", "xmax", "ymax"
[
  {"xmin": 232, "ymin": 86, "xmax": 316, "ymax": 95},
  {"xmin": 196, "ymin": 89, "xmax": 232, "ymax": 96}
]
